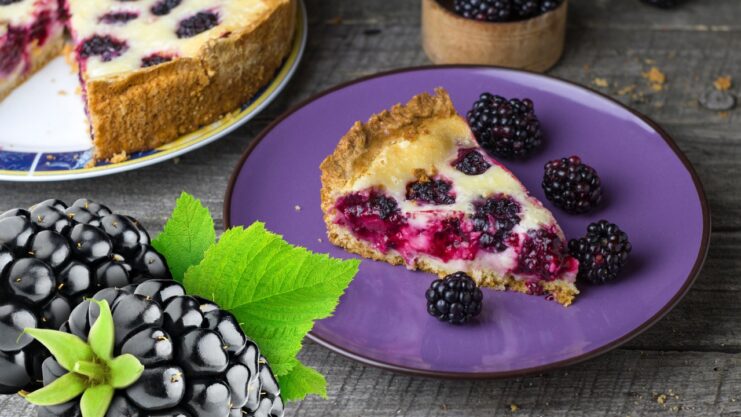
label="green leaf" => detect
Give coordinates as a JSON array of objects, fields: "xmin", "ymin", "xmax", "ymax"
[
  {"xmin": 278, "ymin": 361, "xmax": 328, "ymax": 402},
  {"xmin": 108, "ymin": 354, "xmax": 144, "ymax": 389},
  {"xmin": 80, "ymin": 384, "xmax": 114, "ymax": 417},
  {"xmin": 183, "ymin": 222, "xmax": 359, "ymax": 396},
  {"xmin": 25, "ymin": 328, "xmax": 94, "ymax": 372},
  {"xmin": 87, "ymin": 300, "xmax": 114, "ymax": 361},
  {"xmin": 152, "ymin": 192, "xmax": 216, "ymax": 282},
  {"xmin": 22, "ymin": 373, "xmax": 87, "ymax": 406}
]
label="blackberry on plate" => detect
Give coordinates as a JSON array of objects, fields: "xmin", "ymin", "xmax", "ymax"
[
  {"xmin": 467, "ymin": 92, "xmax": 543, "ymax": 159},
  {"xmin": 426, "ymin": 272, "xmax": 483, "ymax": 324},
  {"xmin": 0, "ymin": 199, "xmax": 171, "ymax": 394},
  {"xmin": 26, "ymin": 280, "xmax": 283, "ymax": 417},
  {"xmin": 569, "ymin": 220, "xmax": 632, "ymax": 284},
  {"xmin": 542, "ymin": 156, "xmax": 602, "ymax": 214}
]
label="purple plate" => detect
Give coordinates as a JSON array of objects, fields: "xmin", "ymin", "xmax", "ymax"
[{"xmin": 225, "ymin": 66, "xmax": 710, "ymax": 378}]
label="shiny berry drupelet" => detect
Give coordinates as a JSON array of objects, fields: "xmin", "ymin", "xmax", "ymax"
[
  {"xmin": 453, "ymin": 0, "xmax": 513, "ymax": 22},
  {"xmin": 426, "ymin": 272, "xmax": 483, "ymax": 324},
  {"xmin": 542, "ymin": 156, "xmax": 602, "ymax": 214},
  {"xmin": 569, "ymin": 220, "xmax": 632, "ymax": 284},
  {"xmin": 40, "ymin": 280, "xmax": 284, "ymax": 417},
  {"xmin": 467, "ymin": 93, "xmax": 543, "ymax": 159},
  {"xmin": 0, "ymin": 199, "xmax": 170, "ymax": 394}
]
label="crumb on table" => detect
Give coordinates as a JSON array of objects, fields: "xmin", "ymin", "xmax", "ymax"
[
  {"xmin": 642, "ymin": 67, "xmax": 667, "ymax": 91},
  {"xmin": 593, "ymin": 78, "xmax": 609, "ymax": 88},
  {"xmin": 714, "ymin": 75, "xmax": 733, "ymax": 91}
]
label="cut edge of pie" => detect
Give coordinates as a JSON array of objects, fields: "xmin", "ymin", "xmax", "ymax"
[{"xmin": 320, "ymin": 88, "xmax": 580, "ymax": 306}]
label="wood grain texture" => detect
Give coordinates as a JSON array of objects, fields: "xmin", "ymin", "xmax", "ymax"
[{"xmin": 0, "ymin": 0, "xmax": 739, "ymax": 415}]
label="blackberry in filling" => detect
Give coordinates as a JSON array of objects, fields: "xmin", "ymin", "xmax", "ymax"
[
  {"xmin": 453, "ymin": 148, "xmax": 491, "ymax": 175},
  {"xmin": 406, "ymin": 177, "xmax": 455, "ymax": 205},
  {"xmin": 141, "ymin": 53, "xmax": 174, "ymax": 68},
  {"xmin": 473, "ymin": 195, "xmax": 521, "ymax": 252},
  {"xmin": 77, "ymin": 35, "xmax": 128, "ymax": 62},
  {"xmin": 0, "ymin": 27, "xmax": 26, "ymax": 75},
  {"xmin": 151, "ymin": 0, "xmax": 182, "ymax": 16},
  {"xmin": 516, "ymin": 227, "xmax": 568, "ymax": 281},
  {"xmin": 176, "ymin": 11, "xmax": 219, "ymax": 38},
  {"xmin": 334, "ymin": 190, "xmax": 405, "ymax": 252},
  {"xmin": 99, "ymin": 11, "xmax": 139, "ymax": 24},
  {"xmin": 0, "ymin": 0, "xmax": 23, "ymax": 5},
  {"xmin": 467, "ymin": 93, "xmax": 543, "ymax": 159}
]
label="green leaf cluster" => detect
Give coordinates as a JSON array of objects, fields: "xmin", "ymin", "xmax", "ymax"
[{"xmin": 152, "ymin": 193, "xmax": 359, "ymax": 401}]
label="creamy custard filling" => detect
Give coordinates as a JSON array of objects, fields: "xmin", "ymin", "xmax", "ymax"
[
  {"xmin": 66, "ymin": 0, "xmax": 270, "ymax": 79},
  {"xmin": 331, "ymin": 116, "xmax": 578, "ymax": 284}
]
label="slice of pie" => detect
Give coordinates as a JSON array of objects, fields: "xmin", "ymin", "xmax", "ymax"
[
  {"xmin": 1, "ymin": 0, "xmax": 296, "ymax": 161},
  {"xmin": 320, "ymin": 88, "xmax": 579, "ymax": 305},
  {"xmin": 0, "ymin": 0, "xmax": 66, "ymax": 101}
]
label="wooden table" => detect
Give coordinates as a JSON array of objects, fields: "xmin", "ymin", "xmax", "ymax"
[{"xmin": 1, "ymin": 0, "xmax": 739, "ymax": 415}]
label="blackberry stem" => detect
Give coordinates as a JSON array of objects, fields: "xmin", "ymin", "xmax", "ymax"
[{"xmin": 73, "ymin": 360, "xmax": 106, "ymax": 382}]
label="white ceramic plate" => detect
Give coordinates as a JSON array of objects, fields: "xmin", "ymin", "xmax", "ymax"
[{"xmin": 0, "ymin": 1, "xmax": 307, "ymax": 182}]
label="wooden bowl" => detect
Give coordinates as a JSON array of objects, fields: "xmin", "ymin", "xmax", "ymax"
[{"xmin": 421, "ymin": 0, "xmax": 568, "ymax": 72}]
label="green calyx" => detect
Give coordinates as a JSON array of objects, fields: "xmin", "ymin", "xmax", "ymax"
[{"xmin": 20, "ymin": 299, "xmax": 144, "ymax": 417}]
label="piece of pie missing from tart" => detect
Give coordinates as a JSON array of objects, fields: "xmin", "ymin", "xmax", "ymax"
[{"xmin": 320, "ymin": 88, "xmax": 579, "ymax": 306}]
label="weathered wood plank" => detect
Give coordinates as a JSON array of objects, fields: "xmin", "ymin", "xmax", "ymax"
[
  {"xmin": 3, "ymin": 347, "xmax": 739, "ymax": 417},
  {"xmin": 0, "ymin": 0, "xmax": 739, "ymax": 416}
]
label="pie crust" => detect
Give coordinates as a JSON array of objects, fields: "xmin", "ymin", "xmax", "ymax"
[{"xmin": 321, "ymin": 88, "xmax": 579, "ymax": 305}]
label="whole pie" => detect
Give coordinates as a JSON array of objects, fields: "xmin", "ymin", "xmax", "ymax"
[
  {"xmin": 320, "ymin": 88, "xmax": 580, "ymax": 305},
  {"xmin": 1, "ymin": 0, "xmax": 296, "ymax": 161}
]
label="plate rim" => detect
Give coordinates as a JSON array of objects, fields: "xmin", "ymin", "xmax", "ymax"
[
  {"xmin": 223, "ymin": 65, "xmax": 711, "ymax": 379},
  {"xmin": 0, "ymin": 0, "xmax": 308, "ymax": 182}
]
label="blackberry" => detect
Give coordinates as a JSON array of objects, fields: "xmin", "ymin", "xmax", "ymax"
[
  {"xmin": 142, "ymin": 53, "xmax": 174, "ymax": 68},
  {"xmin": 0, "ymin": 199, "xmax": 170, "ymax": 394},
  {"xmin": 406, "ymin": 178, "xmax": 455, "ymax": 205},
  {"xmin": 516, "ymin": 227, "xmax": 568, "ymax": 281},
  {"xmin": 467, "ymin": 93, "xmax": 543, "ymax": 159},
  {"xmin": 540, "ymin": 0, "xmax": 563, "ymax": 13},
  {"xmin": 176, "ymin": 11, "xmax": 219, "ymax": 38},
  {"xmin": 426, "ymin": 272, "xmax": 483, "ymax": 324},
  {"xmin": 513, "ymin": 0, "xmax": 539, "ymax": 19},
  {"xmin": 36, "ymin": 280, "xmax": 283, "ymax": 417},
  {"xmin": 77, "ymin": 35, "xmax": 129, "ymax": 62},
  {"xmin": 569, "ymin": 220, "xmax": 632, "ymax": 284},
  {"xmin": 452, "ymin": 148, "xmax": 491, "ymax": 175},
  {"xmin": 151, "ymin": 0, "xmax": 182, "ymax": 16},
  {"xmin": 542, "ymin": 156, "xmax": 602, "ymax": 214},
  {"xmin": 640, "ymin": 0, "xmax": 678, "ymax": 8},
  {"xmin": 473, "ymin": 195, "xmax": 521, "ymax": 252},
  {"xmin": 99, "ymin": 11, "xmax": 139, "ymax": 24},
  {"xmin": 453, "ymin": 0, "xmax": 512, "ymax": 22}
]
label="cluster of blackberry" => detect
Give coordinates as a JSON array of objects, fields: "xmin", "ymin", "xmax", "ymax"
[
  {"xmin": 453, "ymin": 0, "xmax": 563, "ymax": 22},
  {"xmin": 0, "ymin": 199, "xmax": 283, "ymax": 417}
]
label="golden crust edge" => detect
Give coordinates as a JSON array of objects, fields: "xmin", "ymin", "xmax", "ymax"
[
  {"xmin": 319, "ymin": 87, "xmax": 460, "ymax": 218},
  {"xmin": 85, "ymin": 0, "xmax": 297, "ymax": 161}
]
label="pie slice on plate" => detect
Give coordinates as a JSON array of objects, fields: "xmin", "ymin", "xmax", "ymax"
[{"xmin": 320, "ymin": 88, "xmax": 579, "ymax": 305}]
